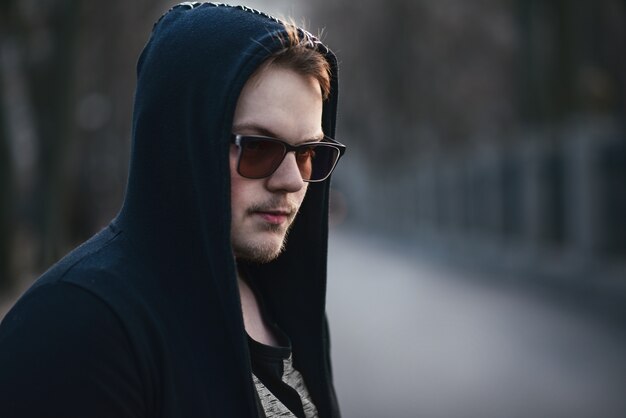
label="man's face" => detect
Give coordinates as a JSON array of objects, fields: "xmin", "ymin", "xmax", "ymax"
[{"xmin": 230, "ymin": 65, "xmax": 324, "ymax": 263}]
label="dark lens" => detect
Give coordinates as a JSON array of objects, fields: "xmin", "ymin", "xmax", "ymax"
[
  {"xmin": 295, "ymin": 146, "xmax": 315, "ymax": 180},
  {"xmin": 300, "ymin": 144, "xmax": 339, "ymax": 181},
  {"xmin": 239, "ymin": 138, "xmax": 286, "ymax": 178}
]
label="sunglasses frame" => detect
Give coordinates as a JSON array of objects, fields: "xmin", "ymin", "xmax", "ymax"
[{"xmin": 230, "ymin": 134, "xmax": 346, "ymax": 182}]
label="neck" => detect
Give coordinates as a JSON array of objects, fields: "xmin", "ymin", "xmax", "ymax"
[{"xmin": 237, "ymin": 273, "xmax": 278, "ymax": 346}]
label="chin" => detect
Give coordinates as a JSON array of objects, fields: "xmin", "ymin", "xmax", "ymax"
[{"xmin": 232, "ymin": 235, "xmax": 287, "ymax": 264}]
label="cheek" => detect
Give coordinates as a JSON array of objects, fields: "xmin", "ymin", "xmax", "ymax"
[
  {"xmin": 294, "ymin": 184, "xmax": 309, "ymax": 208},
  {"xmin": 229, "ymin": 152, "xmax": 245, "ymax": 216},
  {"xmin": 230, "ymin": 179, "xmax": 241, "ymax": 213}
]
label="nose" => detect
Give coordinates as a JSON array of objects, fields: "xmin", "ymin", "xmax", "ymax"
[{"xmin": 266, "ymin": 152, "xmax": 306, "ymax": 193}]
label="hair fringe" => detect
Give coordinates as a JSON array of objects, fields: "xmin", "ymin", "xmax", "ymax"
[{"xmin": 263, "ymin": 19, "xmax": 332, "ymax": 100}]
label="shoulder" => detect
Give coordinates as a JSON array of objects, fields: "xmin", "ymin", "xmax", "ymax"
[
  {"xmin": 1, "ymin": 280, "xmax": 131, "ymax": 350},
  {"xmin": 0, "ymin": 275, "xmax": 146, "ymax": 417}
]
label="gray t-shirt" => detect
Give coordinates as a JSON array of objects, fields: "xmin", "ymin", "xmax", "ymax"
[{"xmin": 248, "ymin": 331, "xmax": 318, "ymax": 417}]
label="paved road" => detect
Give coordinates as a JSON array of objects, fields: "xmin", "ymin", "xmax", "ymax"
[{"xmin": 326, "ymin": 229, "xmax": 626, "ymax": 418}]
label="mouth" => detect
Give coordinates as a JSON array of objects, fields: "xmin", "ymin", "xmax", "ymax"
[{"xmin": 252, "ymin": 208, "xmax": 293, "ymax": 225}]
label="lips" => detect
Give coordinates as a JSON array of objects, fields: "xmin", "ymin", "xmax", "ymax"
[{"xmin": 253, "ymin": 209, "xmax": 292, "ymax": 225}]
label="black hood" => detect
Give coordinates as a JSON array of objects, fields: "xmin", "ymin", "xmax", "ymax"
[
  {"xmin": 114, "ymin": 2, "xmax": 340, "ymax": 416},
  {"xmin": 0, "ymin": 3, "xmax": 340, "ymax": 417}
]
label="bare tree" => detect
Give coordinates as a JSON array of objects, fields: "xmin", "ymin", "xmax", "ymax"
[{"xmin": 0, "ymin": 0, "xmax": 168, "ymax": 292}]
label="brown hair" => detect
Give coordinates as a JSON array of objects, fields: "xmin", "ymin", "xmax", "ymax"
[{"xmin": 261, "ymin": 21, "xmax": 332, "ymax": 100}]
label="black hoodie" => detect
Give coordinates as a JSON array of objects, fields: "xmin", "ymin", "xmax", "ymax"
[{"xmin": 0, "ymin": 3, "xmax": 340, "ymax": 417}]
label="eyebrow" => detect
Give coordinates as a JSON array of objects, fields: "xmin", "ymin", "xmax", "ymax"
[{"xmin": 232, "ymin": 123, "xmax": 324, "ymax": 143}]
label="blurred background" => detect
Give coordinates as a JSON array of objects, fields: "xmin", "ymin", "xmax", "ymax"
[{"xmin": 1, "ymin": 1, "xmax": 624, "ymax": 417}]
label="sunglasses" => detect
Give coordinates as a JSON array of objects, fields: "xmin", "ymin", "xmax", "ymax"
[{"xmin": 231, "ymin": 134, "xmax": 346, "ymax": 182}]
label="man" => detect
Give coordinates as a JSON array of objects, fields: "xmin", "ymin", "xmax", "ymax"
[{"xmin": 0, "ymin": 3, "xmax": 345, "ymax": 417}]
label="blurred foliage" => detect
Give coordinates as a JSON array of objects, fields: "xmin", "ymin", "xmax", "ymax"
[
  {"xmin": 0, "ymin": 0, "xmax": 169, "ymax": 291},
  {"xmin": 304, "ymin": 0, "xmax": 625, "ymax": 274},
  {"xmin": 307, "ymin": 0, "xmax": 624, "ymax": 161}
]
